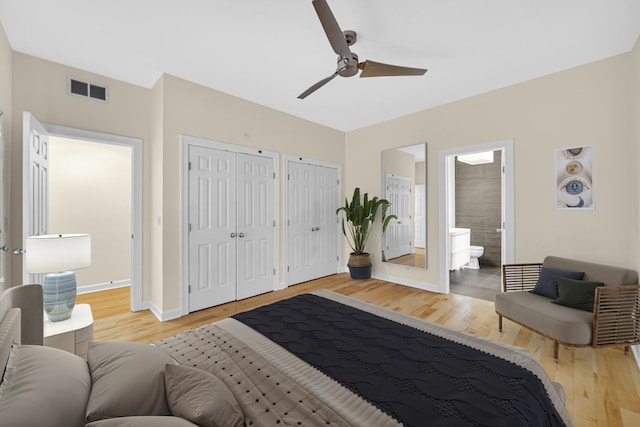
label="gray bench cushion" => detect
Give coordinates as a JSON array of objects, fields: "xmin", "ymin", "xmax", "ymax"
[{"xmin": 495, "ymin": 291, "xmax": 593, "ymax": 345}]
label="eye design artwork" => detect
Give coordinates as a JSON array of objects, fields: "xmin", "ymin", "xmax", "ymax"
[{"xmin": 555, "ymin": 146, "xmax": 594, "ymax": 209}]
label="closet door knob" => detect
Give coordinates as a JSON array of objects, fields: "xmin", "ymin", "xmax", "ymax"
[
  {"xmin": 230, "ymin": 232, "xmax": 237, "ymax": 238},
  {"xmin": 311, "ymin": 227, "xmax": 317, "ymax": 232},
  {"xmin": 238, "ymin": 232, "xmax": 245, "ymax": 238},
  {"xmin": 315, "ymin": 226, "xmax": 320, "ymax": 231}
]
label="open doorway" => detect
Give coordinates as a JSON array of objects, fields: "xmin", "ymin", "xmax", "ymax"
[
  {"xmin": 49, "ymin": 136, "xmax": 132, "ymax": 295},
  {"xmin": 439, "ymin": 140, "xmax": 515, "ymax": 298},
  {"xmin": 22, "ymin": 113, "xmax": 143, "ymax": 311}
]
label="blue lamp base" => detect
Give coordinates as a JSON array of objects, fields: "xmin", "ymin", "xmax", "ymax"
[{"xmin": 43, "ymin": 271, "xmax": 77, "ymax": 322}]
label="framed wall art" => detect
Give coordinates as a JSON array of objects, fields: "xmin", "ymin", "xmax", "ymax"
[{"xmin": 555, "ymin": 145, "xmax": 595, "ymax": 210}]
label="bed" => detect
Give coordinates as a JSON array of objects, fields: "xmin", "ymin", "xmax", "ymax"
[{"xmin": 0, "ymin": 286, "xmax": 573, "ymax": 427}]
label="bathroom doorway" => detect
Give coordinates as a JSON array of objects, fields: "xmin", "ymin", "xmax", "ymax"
[{"xmin": 438, "ymin": 140, "xmax": 514, "ymax": 300}]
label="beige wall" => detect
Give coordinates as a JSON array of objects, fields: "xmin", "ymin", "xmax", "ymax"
[
  {"xmin": 3, "ymin": 12, "xmax": 639, "ymax": 315},
  {"xmin": 346, "ymin": 49, "xmax": 639, "ymax": 290},
  {"xmin": 0, "ymin": 23, "xmax": 12, "ymax": 290},
  {"xmin": 10, "ymin": 53, "xmax": 151, "ymax": 295},
  {"xmin": 49, "ymin": 137, "xmax": 132, "ymax": 289},
  {"xmin": 632, "ymin": 37, "xmax": 640, "ymax": 268},
  {"xmin": 157, "ymin": 74, "xmax": 345, "ymax": 311}
]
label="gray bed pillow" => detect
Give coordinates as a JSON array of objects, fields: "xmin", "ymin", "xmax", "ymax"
[
  {"xmin": 86, "ymin": 341, "xmax": 174, "ymax": 422},
  {"xmin": 0, "ymin": 344, "xmax": 91, "ymax": 427},
  {"xmin": 164, "ymin": 364, "xmax": 245, "ymax": 427},
  {"xmin": 86, "ymin": 416, "xmax": 199, "ymax": 427}
]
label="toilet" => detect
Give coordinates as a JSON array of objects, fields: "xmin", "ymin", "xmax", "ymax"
[{"xmin": 467, "ymin": 245, "xmax": 484, "ymax": 269}]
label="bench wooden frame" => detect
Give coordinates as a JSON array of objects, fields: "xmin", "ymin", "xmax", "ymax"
[{"xmin": 499, "ymin": 263, "xmax": 640, "ymax": 360}]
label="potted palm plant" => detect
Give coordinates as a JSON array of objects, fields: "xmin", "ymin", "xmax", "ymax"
[{"xmin": 337, "ymin": 187, "xmax": 396, "ymax": 279}]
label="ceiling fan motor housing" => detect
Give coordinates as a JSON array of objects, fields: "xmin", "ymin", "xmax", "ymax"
[{"xmin": 337, "ymin": 52, "xmax": 359, "ymax": 77}]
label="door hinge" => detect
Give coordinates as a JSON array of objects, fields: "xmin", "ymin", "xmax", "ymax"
[
  {"xmin": 188, "ymin": 161, "xmax": 192, "ymax": 171},
  {"xmin": 337, "ymin": 255, "xmax": 339, "ymax": 261},
  {"xmin": 273, "ymin": 172, "xmax": 276, "ymax": 179},
  {"xmin": 188, "ymin": 223, "xmax": 192, "ymax": 232},
  {"xmin": 337, "ymin": 179, "xmax": 339, "ymax": 186},
  {"xmin": 188, "ymin": 285, "xmax": 191, "ymax": 293},
  {"xmin": 287, "ymin": 219, "xmax": 290, "ymax": 226},
  {"xmin": 502, "ymin": 165, "xmax": 505, "ymax": 173},
  {"xmin": 273, "ymin": 268, "xmax": 276, "ymax": 276},
  {"xmin": 287, "ymin": 266, "xmax": 290, "ymax": 272},
  {"xmin": 287, "ymin": 173, "xmax": 290, "ymax": 181}
]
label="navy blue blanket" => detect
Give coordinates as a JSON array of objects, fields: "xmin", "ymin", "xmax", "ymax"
[{"xmin": 233, "ymin": 294, "xmax": 566, "ymax": 427}]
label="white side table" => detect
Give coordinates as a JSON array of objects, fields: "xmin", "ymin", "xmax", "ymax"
[{"xmin": 43, "ymin": 303, "xmax": 94, "ymax": 359}]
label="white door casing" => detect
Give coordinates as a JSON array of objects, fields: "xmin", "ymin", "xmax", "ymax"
[
  {"xmin": 23, "ymin": 112, "xmax": 49, "ymax": 284},
  {"xmin": 385, "ymin": 174, "xmax": 412, "ymax": 260},
  {"xmin": 415, "ymin": 184, "xmax": 426, "ymax": 248},
  {"xmin": 438, "ymin": 140, "xmax": 515, "ymax": 294},
  {"xmin": 285, "ymin": 157, "xmax": 340, "ymax": 286},
  {"xmin": 183, "ymin": 136, "xmax": 278, "ymax": 315}
]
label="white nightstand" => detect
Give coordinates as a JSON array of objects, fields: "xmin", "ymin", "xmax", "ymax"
[{"xmin": 43, "ymin": 304, "xmax": 94, "ymax": 359}]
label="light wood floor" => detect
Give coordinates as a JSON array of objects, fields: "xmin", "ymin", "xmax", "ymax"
[{"xmin": 77, "ymin": 273, "xmax": 640, "ymax": 427}]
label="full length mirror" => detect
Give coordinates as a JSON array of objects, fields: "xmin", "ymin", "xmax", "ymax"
[{"xmin": 381, "ymin": 143, "xmax": 427, "ymax": 269}]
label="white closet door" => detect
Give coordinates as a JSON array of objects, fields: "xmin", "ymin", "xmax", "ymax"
[
  {"xmin": 286, "ymin": 162, "xmax": 315, "ymax": 284},
  {"xmin": 188, "ymin": 146, "xmax": 237, "ymax": 311},
  {"xmin": 385, "ymin": 175, "xmax": 413, "ymax": 260},
  {"xmin": 314, "ymin": 165, "xmax": 338, "ymax": 278},
  {"xmin": 236, "ymin": 153, "xmax": 275, "ymax": 299}
]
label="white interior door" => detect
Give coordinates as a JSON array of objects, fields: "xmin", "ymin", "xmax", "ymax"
[
  {"xmin": 415, "ymin": 184, "xmax": 426, "ymax": 248},
  {"xmin": 23, "ymin": 112, "xmax": 49, "ymax": 284},
  {"xmin": 188, "ymin": 146, "xmax": 237, "ymax": 311},
  {"xmin": 236, "ymin": 153, "xmax": 275, "ymax": 300},
  {"xmin": 286, "ymin": 160, "xmax": 339, "ymax": 286},
  {"xmin": 385, "ymin": 174, "xmax": 412, "ymax": 260}
]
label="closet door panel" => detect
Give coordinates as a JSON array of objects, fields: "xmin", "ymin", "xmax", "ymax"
[
  {"xmin": 188, "ymin": 146, "xmax": 237, "ymax": 311},
  {"xmin": 287, "ymin": 162, "xmax": 315, "ymax": 284},
  {"xmin": 314, "ymin": 166, "xmax": 339, "ymax": 278},
  {"xmin": 237, "ymin": 153, "xmax": 275, "ymax": 299}
]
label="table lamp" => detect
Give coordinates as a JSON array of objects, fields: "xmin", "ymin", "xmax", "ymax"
[{"xmin": 26, "ymin": 234, "xmax": 91, "ymax": 322}]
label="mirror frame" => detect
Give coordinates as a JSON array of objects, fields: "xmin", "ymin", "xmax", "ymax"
[{"xmin": 381, "ymin": 143, "xmax": 427, "ymax": 269}]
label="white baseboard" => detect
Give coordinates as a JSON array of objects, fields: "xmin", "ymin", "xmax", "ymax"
[
  {"xmin": 77, "ymin": 280, "xmax": 130, "ymax": 294},
  {"xmin": 143, "ymin": 300, "xmax": 182, "ymax": 322},
  {"xmin": 371, "ymin": 272, "xmax": 442, "ymax": 294}
]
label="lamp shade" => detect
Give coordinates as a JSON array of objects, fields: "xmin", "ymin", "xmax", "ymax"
[{"xmin": 25, "ymin": 234, "xmax": 91, "ymax": 273}]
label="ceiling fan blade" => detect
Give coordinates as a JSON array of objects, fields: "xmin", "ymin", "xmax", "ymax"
[
  {"xmin": 358, "ymin": 60, "xmax": 428, "ymax": 77},
  {"xmin": 312, "ymin": 0, "xmax": 351, "ymax": 58},
  {"xmin": 298, "ymin": 72, "xmax": 339, "ymax": 99}
]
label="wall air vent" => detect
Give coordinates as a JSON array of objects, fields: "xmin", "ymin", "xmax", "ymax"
[{"xmin": 67, "ymin": 77, "xmax": 109, "ymax": 102}]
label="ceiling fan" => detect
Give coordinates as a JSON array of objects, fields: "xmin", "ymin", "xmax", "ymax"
[{"xmin": 298, "ymin": 0, "xmax": 428, "ymax": 99}]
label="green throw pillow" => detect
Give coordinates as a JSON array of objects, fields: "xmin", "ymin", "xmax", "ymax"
[{"xmin": 551, "ymin": 277, "xmax": 604, "ymax": 312}]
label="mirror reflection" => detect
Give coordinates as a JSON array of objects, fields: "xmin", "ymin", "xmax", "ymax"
[{"xmin": 381, "ymin": 143, "xmax": 427, "ymax": 269}]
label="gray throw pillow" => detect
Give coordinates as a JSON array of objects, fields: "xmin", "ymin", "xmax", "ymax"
[
  {"xmin": 530, "ymin": 267, "xmax": 584, "ymax": 299},
  {"xmin": 551, "ymin": 277, "xmax": 604, "ymax": 312},
  {"xmin": 0, "ymin": 344, "xmax": 91, "ymax": 427},
  {"xmin": 86, "ymin": 341, "xmax": 174, "ymax": 422},
  {"xmin": 164, "ymin": 364, "xmax": 245, "ymax": 427}
]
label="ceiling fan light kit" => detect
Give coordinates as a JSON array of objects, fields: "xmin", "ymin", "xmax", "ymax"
[{"xmin": 298, "ymin": 0, "xmax": 428, "ymax": 99}]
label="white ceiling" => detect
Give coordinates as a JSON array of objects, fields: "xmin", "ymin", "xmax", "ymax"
[{"xmin": 1, "ymin": 0, "xmax": 639, "ymax": 132}]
